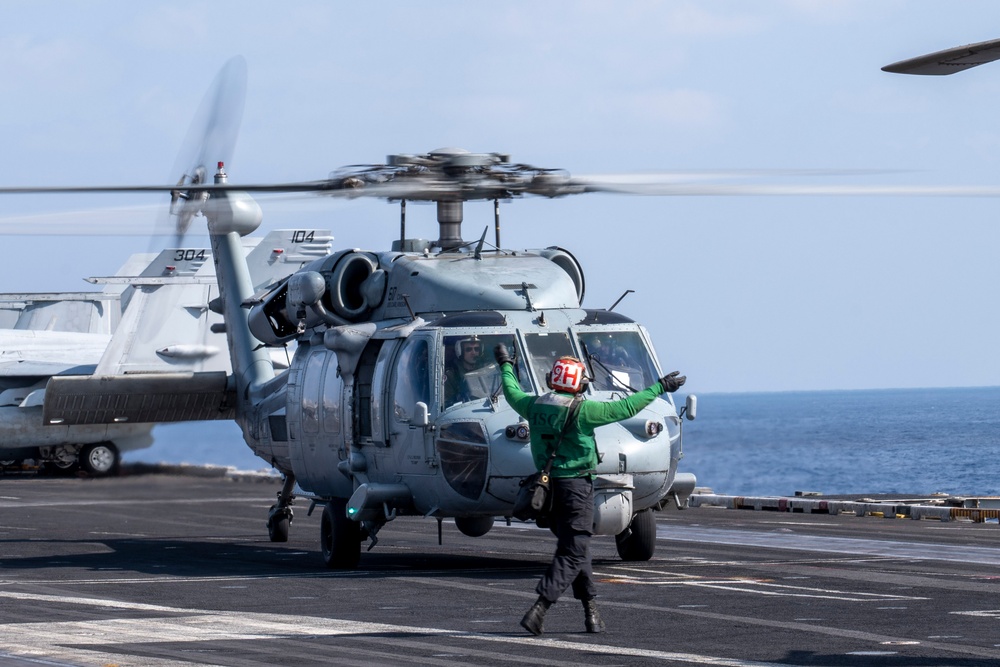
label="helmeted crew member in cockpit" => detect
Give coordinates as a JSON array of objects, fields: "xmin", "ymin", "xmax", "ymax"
[
  {"xmin": 444, "ymin": 336, "xmax": 488, "ymax": 405},
  {"xmin": 495, "ymin": 343, "xmax": 685, "ymax": 636}
]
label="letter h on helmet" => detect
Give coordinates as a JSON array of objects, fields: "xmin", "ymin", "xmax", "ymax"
[{"xmin": 546, "ymin": 356, "xmax": 588, "ymax": 394}]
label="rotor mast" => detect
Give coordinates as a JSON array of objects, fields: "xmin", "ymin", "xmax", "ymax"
[
  {"xmin": 436, "ymin": 200, "xmax": 463, "ymax": 249},
  {"xmin": 384, "ymin": 149, "xmax": 515, "ymax": 251}
]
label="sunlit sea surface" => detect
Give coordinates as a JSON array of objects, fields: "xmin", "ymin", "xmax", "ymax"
[{"xmin": 128, "ymin": 387, "xmax": 1000, "ymax": 497}]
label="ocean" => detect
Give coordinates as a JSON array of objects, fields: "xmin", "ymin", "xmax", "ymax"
[
  {"xmin": 679, "ymin": 386, "xmax": 1000, "ymax": 497},
  {"xmin": 127, "ymin": 386, "xmax": 1000, "ymax": 498}
]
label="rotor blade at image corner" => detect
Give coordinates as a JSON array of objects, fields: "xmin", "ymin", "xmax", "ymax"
[{"xmin": 882, "ymin": 37, "xmax": 1000, "ymax": 75}]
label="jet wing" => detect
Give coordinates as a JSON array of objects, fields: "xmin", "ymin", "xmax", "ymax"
[
  {"xmin": 0, "ymin": 360, "xmax": 96, "ymax": 377},
  {"xmin": 0, "ymin": 330, "xmax": 110, "ymax": 368}
]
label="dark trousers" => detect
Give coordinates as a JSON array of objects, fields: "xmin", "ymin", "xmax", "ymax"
[{"xmin": 536, "ymin": 476, "xmax": 597, "ymax": 603}]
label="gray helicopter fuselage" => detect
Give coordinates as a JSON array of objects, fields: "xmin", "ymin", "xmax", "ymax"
[{"xmin": 243, "ymin": 246, "xmax": 685, "ymax": 535}]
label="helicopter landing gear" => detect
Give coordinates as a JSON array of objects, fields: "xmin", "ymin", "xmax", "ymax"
[
  {"xmin": 267, "ymin": 474, "xmax": 296, "ymax": 542},
  {"xmin": 320, "ymin": 499, "xmax": 361, "ymax": 569},
  {"xmin": 615, "ymin": 508, "xmax": 657, "ymax": 561}
]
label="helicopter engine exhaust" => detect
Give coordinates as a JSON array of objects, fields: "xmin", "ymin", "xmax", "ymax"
[{"xmin": 248, "ymin": 250, "xmax": 386, "ymax": 344}]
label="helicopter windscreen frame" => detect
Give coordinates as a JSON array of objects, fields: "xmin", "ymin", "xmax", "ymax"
[{"xmin": 576, "ymin": 330, "xmax": 660, "ymax": 393}]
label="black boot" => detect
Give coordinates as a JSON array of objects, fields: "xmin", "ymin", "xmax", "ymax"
[
  {"xmin": 520, "ymin": 596, "xmax": 551, "ymax": 635},
  {"xmin": 583, "ymin": 598, "xmax": 605, "ymax": 633}
]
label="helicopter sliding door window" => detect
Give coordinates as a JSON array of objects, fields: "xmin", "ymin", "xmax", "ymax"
[
  {"xmin": 391, "ymin": 338, "xmax": 431, "ymax": 424},
  {"xmin": 576, "ymin": 330, "xmax": 659, "ymax": 392}
]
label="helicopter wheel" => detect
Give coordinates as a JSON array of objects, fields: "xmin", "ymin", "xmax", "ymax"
[
  {"xmin": 615, "ymin": 509, "xmax": 657, "ymax": 561},
  {"xmin": 320, "ymin": 499, "xmax": 361, "ymax": 569}
]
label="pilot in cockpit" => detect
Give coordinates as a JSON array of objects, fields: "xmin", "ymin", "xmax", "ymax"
[{"xmin": 444, "ymin": 336, "xmax": 491, "ymax": 406}]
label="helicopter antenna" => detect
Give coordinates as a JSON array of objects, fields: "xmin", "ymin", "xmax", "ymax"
[
  {"xmin": 401, "ymin": 293, "xmax": 416, "ymax": 321},
  {"xmin": 608, "ymin": 289, "xmax": 634, "ymax": 312},
  {"xmin": 494, "ymin": 198, "xmax": 501, "ymax": 249},
  {"xmin": 473, "ymin": 226, "xmax": 488, "ymax": 260}
]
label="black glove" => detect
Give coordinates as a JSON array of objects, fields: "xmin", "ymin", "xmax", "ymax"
[
  {"xmin": 658, "ymin": 371, "xmax": 686, "ymax": 393},
  {"xmin": 494, "ymin": 343, "xmax": 513, "ymax": 366}
]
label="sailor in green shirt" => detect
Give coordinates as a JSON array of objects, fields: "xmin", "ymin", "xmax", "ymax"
[{"xmin": 494, "ymin": 344, "xmax": 685, "ymax": 636}]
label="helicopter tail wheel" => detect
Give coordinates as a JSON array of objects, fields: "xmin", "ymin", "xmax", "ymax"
[
  {"xmin": 80, "ymin": 442, "xmax": 120, "ymax": 477},
  {"xmin": 615, "ymin": 508, "xmax": 657, "ymax": 561},
  {"xmin": 320, "ymin": 499, "xmax": 361, "ymax": 569}
]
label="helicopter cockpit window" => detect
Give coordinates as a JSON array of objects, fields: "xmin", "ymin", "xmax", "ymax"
[
  {"xmin": 522, "ymin": 332, "xmax": 576, "ymax": 387},
  {"xmin": 577, "ymin": 330, "xmax": 658, "ymax": 392},
  {"xmin": 442, "ymin": 334, "xmax": 529, "ymax": 409},
  {"xmin": 392, "ymin": 338, "xmax": 430, "ymax": 422}
]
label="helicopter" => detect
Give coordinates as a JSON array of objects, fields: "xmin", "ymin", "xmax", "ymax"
[
  {"xmin": 162, "ymin": 151, "xmax": 704, "ymax": 567},
  {"xmin": 4, "ymin": 148, "xmax": 704, "ymax": 566}
]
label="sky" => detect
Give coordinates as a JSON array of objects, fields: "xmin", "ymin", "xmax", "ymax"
[{"xmin": 2, "ymin": 1, "xmax": 1000, "ymax": 394}]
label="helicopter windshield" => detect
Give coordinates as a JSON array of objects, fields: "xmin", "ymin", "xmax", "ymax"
[
  {"xmin": 577, "ymin": 330, "xmax": 658, "ymax": 392},
  {"xmin": 442, "ymin": 334, "xmax": 529, "ymax": 409},
  {"xmin": 522, "ymin": 332, "xmax": 576, "ymax": 386}
]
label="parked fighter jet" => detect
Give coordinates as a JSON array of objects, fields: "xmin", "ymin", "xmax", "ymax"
[{"xmin": 0, "ymin": 228, "xmax": 331, "ymax": 475}]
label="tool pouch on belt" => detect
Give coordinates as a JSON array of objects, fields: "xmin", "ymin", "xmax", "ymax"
[
  {"xmin": 512, "ymin": 396, "xmax": 582, "ymax": 522},
  {"xmin": 513, "ymin": 470, "xmax": 552, "ymax": 521}
]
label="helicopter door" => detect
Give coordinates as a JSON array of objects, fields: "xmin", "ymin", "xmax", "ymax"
[{"xmin": 385, "ymin": 334, "xmax": 437, "ymax": 474}]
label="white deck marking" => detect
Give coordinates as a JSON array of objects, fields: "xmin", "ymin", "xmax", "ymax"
[
  {"xmin": 662, "ymin": 525, "xmax": 1000, "ymax": 565},
  {"xmin": 0, "ymin": 591, "xmax": 794, "ymax": 667},
  {"xmin": 0, "ymin": 496, "xmax": 266, "ymax": 509},
  {"xmin": 598, "ymin": 572, "xmax": 927, "ymax": 602}
]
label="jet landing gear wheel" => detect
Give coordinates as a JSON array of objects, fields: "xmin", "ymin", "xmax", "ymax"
[
  {"xmin": 320, "ymin": 499, "xmax": 361, "ymax": 569},
  {"xmin": 615, "ymin": 508, "xmax": 656, "ymax": 561},
  {"xmin": 80, "ymin": 442, "xmax": 120, "ymax": 477}
]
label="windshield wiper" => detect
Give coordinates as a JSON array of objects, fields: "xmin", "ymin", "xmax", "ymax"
[{"xmin": 582, "ymin": 342, "xmax": 638, "ymax": 393}]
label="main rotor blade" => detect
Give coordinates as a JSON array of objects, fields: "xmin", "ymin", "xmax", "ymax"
[
  {"xmin": 4, "ymin": 179, "xmax": 1000, "ymax": 199},
  {"xmin": 563, "ymin": 179, "xmax": 1000, "ymax": 197}
]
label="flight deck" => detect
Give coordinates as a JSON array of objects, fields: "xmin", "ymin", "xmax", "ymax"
[{"xmin": 2, "ymin": 470, "xmax": 1000, "ymax": 666}]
